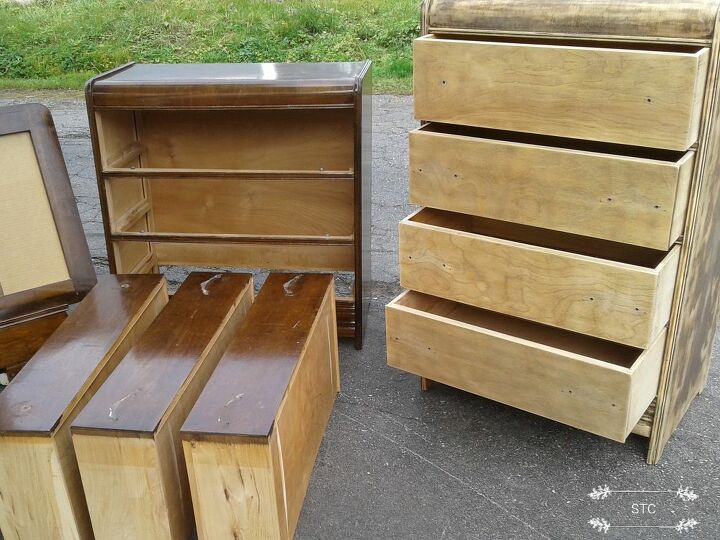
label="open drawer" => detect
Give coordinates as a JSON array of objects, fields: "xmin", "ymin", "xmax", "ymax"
[
  {"xmin": 399, "ymin": 208, "xmax": 680, "ymax": 348},
  {"xmin": 414, "ymin": 35, "xmax": 709, "ymax": 150},
  {"xmin": 386, "ymin": 290, "xmax": 665, "ymax": 442},
  {"xmin": 409, "ymin": 124, "xmax": 694, "ymax": 250}
]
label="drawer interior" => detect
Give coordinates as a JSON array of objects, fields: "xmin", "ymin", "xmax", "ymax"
[
  {"xmin": 417, "ymin": 123, "xmax": 689, "ymax": 163},
  {"xmin": 393, "ymin": 290, "xmax": 644, "ymax": 369},
  {"xmin": 409, "ymin": 208, "xmax": 670, "ymax": 269},
  {"xmin": 424, "ymin": 33, "xmax": 704, "ymax": 54}
]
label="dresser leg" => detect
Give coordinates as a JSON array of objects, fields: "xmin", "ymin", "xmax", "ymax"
[{"xmin": 420, "ymin": 377, "xmax": 433, "ymax": 392}]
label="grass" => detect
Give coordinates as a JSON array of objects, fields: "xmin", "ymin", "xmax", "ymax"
[{"xmin": 0, "ymin": 0, "xmax": 419, "ymax": 93}]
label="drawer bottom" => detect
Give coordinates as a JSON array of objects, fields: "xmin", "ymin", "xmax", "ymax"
[{"xmin": 386, "ymin": 290, "xmax": 665, "ymax": 442}]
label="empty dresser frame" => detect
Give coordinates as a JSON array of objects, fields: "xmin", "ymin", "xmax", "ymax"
[
  {"xmin": 182, "ymin": 273, "xmax": 339, "ymax": 540},
  {"xmin": 71, "ymin": 273, "xmax": 253, "ymax": 539},
  {"xmin": 0, "ymin": 104, "xmax": 96, "ymax": 378},
  {"xmin": 0, "ymin": 275, "xmax": 167, "ymax": 540},
  {"xmin": 85, "ymin": 62, "xmax": 372, "ymax": 349},
  {"xmin": 387, "ymin": 0, "xmax": 720, "ymax": 463}
]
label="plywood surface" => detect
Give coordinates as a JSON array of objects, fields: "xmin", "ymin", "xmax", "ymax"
[
  {"xmin": 154, "ymin": 241, "xmax": 355, "ymax": 272},
  {"xmin": 135, "ymin": 109, "xmax": 354, "ymax": 171},
  {"xmin": 399, "ymin": 209, "xmax": 679, "ymax": 348},
  {"xmin": 386, "ymin": 291, "xmax": 665, "ymax": 441},
  {"xmin": 650, "ymin": 13, "xmax": 720, "ymax": 462},
  {"xmin": 409, "ymin": 125, "xmax": 694, "ymax": 250},
  {"xmin": 414, "ymin": 36, "xmax": 709, "ymax": 150},
  {"xmin": 150, "ymin": 177, "xmax": 354, "ymax": 236},
  {"xmin": 0, "ymin": 132, "xmax": 69, "ymax": 295}
]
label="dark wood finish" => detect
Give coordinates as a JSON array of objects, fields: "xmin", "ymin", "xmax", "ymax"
[
  {"xmin": 0, "ymin": 274, "xmax": 164, "ymax": 435},
  {"xmin": 0, "ymin": 310, "xmax": 67, "ymax": 374},
  {"xmin": 88, "ymin": 62, "xmax": 361, "ymax": 108},
  {"xmin": 355, "ymin": 62, "xmax": 372, "ymax": 349},
  {"xmin": 182, "ymin": 273, "xmax": 334, "ymax": 439},
  {"xmin": 0, "ymin": 104, "xmax": 96, "ymax": 323},
  {"xmin": 71, "ymin": 272, "xmax": 252, "ymax": 435},
  {"xmin": 86, "ymin": 62, "xmax": 372, "ymax": 348}
]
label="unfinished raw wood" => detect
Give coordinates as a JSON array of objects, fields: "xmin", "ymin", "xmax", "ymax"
[
  {"xmin": 182, "ymin": 273, "xmax": 339, "ymax": 540},
  {"xmin": 87, "ymin": 62, "xmax": 372, "ymax": 348},
  {"xmin": 71, "ymin": 273, "xmax": 253, "ymax": 540},
  {"xmin": 406, "ymin": 0, "xmax": 720, "ymax": 463},
  {"xmin": 152, "ymin": 241, "xmax": 355, "ymax": 272},
  {"xmin": 649, "ymin": 5, "xmax": 720, "ymax": 463},
  {"xmin": 0, "ymin": 275, "xmax": 167, "ymax": 540},
  {"xmin": 409, "ymin": 124, "xmax": 694, "ymax": 250},
  {"xmin": 399, "ymin": 208, "xmax": 680, "ymax": 348},
  {"xmin": 387, "ymin": 290, "xmax": 665, "ymax": 442},
  {"xmin": 414, "ymin": 35, "xmax": 709, "ymax": 150},
  {"xmin": 145, "ymin": 177, "xmax": 354, "ymax": 237}
]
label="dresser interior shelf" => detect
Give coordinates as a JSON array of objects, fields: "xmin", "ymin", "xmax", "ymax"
[{"xmin": 102, "ymin": 168, "xmax": 354, "ymax": 178}]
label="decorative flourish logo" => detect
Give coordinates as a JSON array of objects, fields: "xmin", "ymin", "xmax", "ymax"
[
  {"xmin": 588, "ymin": 517, "xmax": 610, "ymax": 533},
  {"xmin": 588, "ymin": 485, "xmax": 698, "ymax": 501},
  {"xmin": 587, "ymin": 518, "xmax": 699, "ymax": 534}
]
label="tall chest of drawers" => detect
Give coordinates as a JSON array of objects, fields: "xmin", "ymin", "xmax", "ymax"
[{"xmin": 387, "ymin": 0, "xmax": 720, "ymax": 462}]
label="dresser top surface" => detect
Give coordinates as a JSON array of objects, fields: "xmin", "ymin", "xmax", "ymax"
[
  {"xmin": 88, "ymin": 61, "xmax": 371, "ymax": 107},
  {"xmin": 426, "ymin": 0, "xmax": 720, "ymax": 43},
  {"xmin": 95, "ymin": 61, "xmax": 369, "ymax": 87}
]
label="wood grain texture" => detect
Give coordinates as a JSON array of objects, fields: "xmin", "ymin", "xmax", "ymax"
[
  {"xmin": 0, "ymin": 275, "xmax": 167, "ymax": 540},
  {"xmin": 387, "ymin": 290, "xmax": 665, "ymax": 442},
  {"xmin": 0, "ymin": 275, "xmax": 166, "ymax": 435},
  {"xmin": 72, "ymin": 273, "xmax": 252, "ymax": 434},
  {"xmin": 414, "ymin": 36, "xmax": 709, "ymax": 150},
  {"xmin": 153, "ymin": 241, "xmax": 355, "ymax": 272},
  {"xmin": 148, "ymin": 177, "xmax": 354, "ymax": 237},
  {"xmin": 0, "ymin": 104, "xmax": 95, "ymax": 324},
  {"xmin": 410, "ymin": 124, "xmax": 695, "ymax": 250},
  {"xmin": 649, "ymin": 9, "xmax": 720, "ymax": 463},
  {"xmin": 0, "ymin": 310, "xmax": 66, "ymax": 373},
  {"xmin": 182, "ymin": 273, "xmax": 339, "ymax": 540},
  {"xmin": 134, "ymin": 108, "xmax": 354, "ymax": 171},
  {"xmin": 71, "ymin": 272, "xmax": 253, "ymax": 540},
  {"xmin": 425, "ymin": 0, "xmax": 720, "ymax": 43},
  {"xmin": 399, "ymin": 209, "xmax": 679, "ymax": 348}
]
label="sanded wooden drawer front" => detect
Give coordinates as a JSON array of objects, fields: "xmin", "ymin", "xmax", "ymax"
[
  {"xmin": 414, "ymin": 36, "xmax": 709, "ymax": 150},
  {"xmin": 386, "ymin": 291, "xmax": 665, "ymax": 442},
  {"xmin": 399, "ymin": 209, "xmax": 680, "ymax": 348},
  {"xmin": 410, "ymin": 125, "xmax": 695, "ymax": 250}
]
